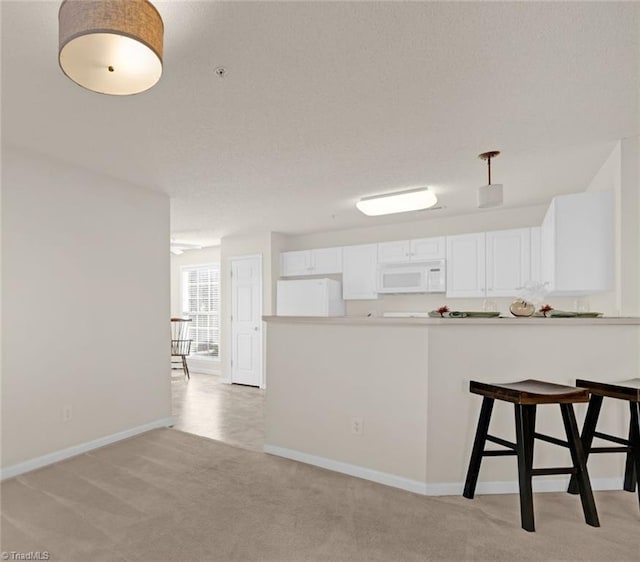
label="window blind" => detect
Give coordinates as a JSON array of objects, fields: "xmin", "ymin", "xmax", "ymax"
[{"xmin": 181, "ymin": 264, "xmax": 220, "ymax": 358}]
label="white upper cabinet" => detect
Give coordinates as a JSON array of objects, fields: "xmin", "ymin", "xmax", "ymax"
[
  {"xmin": 447, "ymin": 229, "xmax": 534, "ymax": 298},
  {"xmin": 411, "ymin": 237, "xmax": 446, "ymax": 261},
  {"xmin": 281, "ymin": 247, "xmax": 343, "ymax": 277},
  {"xmin": 446, "ymin": 233, "xmax": 486, "ymax": 297},
  {"xmin": 486, "ymin": 228, "xmax": 531, "ymax": 297},
  {"xmin": 281, "ymin": 250, "xmax": 312, "ymax": 276},
  {"xmin": 530, "ymin": 227, "xmax": 542, "ymax": 285},
  {"xmin": 311, "ymin": 247, "xmax": 343, "ymax": 274},
  {"xmin": 378, "ymin": 240, "xmax": 411, "ymax": 264},
  {"xmin": 342, "ymin": 244, "xmax": 379, "ymax": 300},
  {"xmin": 378, "ymin": 236, "xmax": 445, "ymax": 264},
  {"xmin": 541, "ymin": 191, "xmax": 614, "ymax": 295}
]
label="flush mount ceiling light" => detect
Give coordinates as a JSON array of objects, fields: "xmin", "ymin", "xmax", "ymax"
[
  {"xmin": 356, "ymin": 187, "xmax": 438, "ymax": 216},
  {"xmin": 477, "ymin": 151, "xmax": 504, "ymax": 208},
  {"xmin": 58, "ymin": 0, "xmax": 164, "ymax": 95},
  {"xmin": 170, "ymin": 242, "xmax": 203, "ymax": 256}
]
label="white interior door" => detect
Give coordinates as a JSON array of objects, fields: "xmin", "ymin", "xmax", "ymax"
[{"xmin": 231, "ymin": 255, "xmax": 263, "ymax": 387}]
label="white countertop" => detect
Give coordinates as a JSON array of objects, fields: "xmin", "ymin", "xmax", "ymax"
[{"xmin": 263, "ymin": 315, "xmax": 640, "ymax": 326}]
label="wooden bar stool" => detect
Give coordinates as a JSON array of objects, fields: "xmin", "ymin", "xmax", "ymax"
[
  {"xmin": 567, "ymin": 378, "xmax": 640, "ymax": 511},
  {"xmin": 463, "ymin": 379, "xmax": 600, "ymax": 532}
]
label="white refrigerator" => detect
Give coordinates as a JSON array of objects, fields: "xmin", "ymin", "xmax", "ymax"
[{"xmin": 277, "ymin": 278, "xmax": 345, "ymax": 317}]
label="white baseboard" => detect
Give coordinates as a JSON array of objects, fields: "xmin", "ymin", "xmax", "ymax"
[
  {"xmin": 425, "ymin": 476, "xmax": 625, "ymax": 496},
  {"xmin": 264, "ymin": 444, "xmax": 625, "ymax": 496},
  {"xmin": 187, "ymin": 357, "xmax": 220, "ymax": 375},
  {"xmin": 0, "ymin": 417, "xmax": 174, "ymax": 481},
  {"xmin": 264, "ymin": 445, "xmax": 428, "ymax": 495}
]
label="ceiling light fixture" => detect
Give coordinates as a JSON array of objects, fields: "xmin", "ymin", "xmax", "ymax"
[
  {"xmin": 58, "ymin": 0, "xmax": 164, "ymax": 95},
  {"xmin": 477, "ymin": 151, "xmax": 503, "ymax": 208},
  {"xmin": 170, "ymin": 242, "xmax": 203, "ymax": 255},
  {"xmin": 356, "ymin": 187, "xmax": 438, "ymax": 216}
]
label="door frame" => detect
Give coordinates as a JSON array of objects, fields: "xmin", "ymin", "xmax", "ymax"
[{"xmin": 229, "ymin": 254, "xmax": 264, "ymax": 388}]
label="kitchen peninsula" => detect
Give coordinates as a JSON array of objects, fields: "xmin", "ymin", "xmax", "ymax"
[{"xmin": 263, "ymin": 315, "xmax": 640, "ymax": 495}]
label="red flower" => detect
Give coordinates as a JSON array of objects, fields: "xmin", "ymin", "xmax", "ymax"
[
  {"xmin": 540, "ymin": 304, "xmax": 553, "ymax": 317},
  {"xmin": 437, "ymin": 306, "xmax": 449, "ymax": 317}
]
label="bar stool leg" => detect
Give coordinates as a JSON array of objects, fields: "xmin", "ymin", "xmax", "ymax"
[
  {"xmin": 560, "ymin": 403, "xmax": 600, "ymax": 527},
  {"xmin": 182, "ymin": 355, "xmax": 190, "ymax": 380},
  {"xmin": 628, "ymin": 401, "xmax": 640, "ymax": 508},
  {"xmin": 568, "ymin": 395, "xmax": 603, "ymax": 495},
  {"xmin": 624, "ymin": 405, "xmax": 637, "ymax": 493},
  {"xmin": 526, "ymin": 405, "xmax": 537, "ymax": 469},
  {"xmin": 463, "ymin": 397, "xmax": 494, "ymax": 499},
  {"xmin": 514, "ymin": 404, "xmax": 536, "ymax": 532}
]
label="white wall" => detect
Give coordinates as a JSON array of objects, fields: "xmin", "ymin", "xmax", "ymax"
[
  {"xmin": 282, "ymin": 204, "xmax": 548, "ymax": 250},
  {"xmin": 619, "ymin": 136, "xmax": 640, "ymax": 315},
  {"xmin": 586, "ymin": 142, "xmax": 622, "ymax": 315},
  {"xmin": 265, "ymin": 319, "xmax": 639, "ymax": 494},
  {"xmin": 1, "ymin": 147, "xmax": 171, "ymax": 471},
  {"xmin": 586, "ymin": 138, "xmax": 640, "ymax": 316}
]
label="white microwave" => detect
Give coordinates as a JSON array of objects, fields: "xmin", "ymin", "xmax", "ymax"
[{"xmin": 377, "ymin": 260, "xmax": 446, "ymax": 294}]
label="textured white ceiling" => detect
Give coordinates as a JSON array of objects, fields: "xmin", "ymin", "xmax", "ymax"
[{"xmin": 2, "ymin": 1, "xmax": 639, "ymax": 245}]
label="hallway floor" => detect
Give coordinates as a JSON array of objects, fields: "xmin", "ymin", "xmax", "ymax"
[{"xmin": 171, "ymin": 371, "xmax": 265, "ymax": 452}]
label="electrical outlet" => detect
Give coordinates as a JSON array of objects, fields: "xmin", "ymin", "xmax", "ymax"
[
  {"xmin": 351, "ymin": 416, "xmax": 363, "ymax": 435},
  {"xmin": 63, "ymin": 405, "xmax": 73, "ymax": 422}
]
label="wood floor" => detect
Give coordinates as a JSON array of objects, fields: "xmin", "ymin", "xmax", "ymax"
[{"xmin": 171, "ymin": 371, "xmax": 265, "ymax": 452}]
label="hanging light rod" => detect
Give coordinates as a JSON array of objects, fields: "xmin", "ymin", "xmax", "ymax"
[
  {"xmin": 477, "ymin": 150, "xmax": 503, "ymax": 209},
  {"xmin": 356, "ymin": 187, "xmax": 438, "ymax": 216},
  {"xmin": 58, "ymin": 0, "xmax": 164, "ymax": 95}
]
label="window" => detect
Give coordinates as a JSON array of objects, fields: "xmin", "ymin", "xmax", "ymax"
[{"xmin": 181, "ymin": 264, "xmax": 220, "ymax": 359}]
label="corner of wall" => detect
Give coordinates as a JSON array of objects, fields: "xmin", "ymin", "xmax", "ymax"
[
  {"xmin": 620, "ymin": 136, "xmax": 640, "ymax": 316},
  {"xmin": 585, "ymin": 142, "xmax": 622, "ymax": 315}
]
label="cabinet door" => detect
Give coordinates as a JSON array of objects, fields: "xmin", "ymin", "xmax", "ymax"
[
  {"xmin": 446, "ymin": 233, "xmax": 486, "ymax": 297},
  {"xmin": 280, "ymin": 250, "xmax": 312, "ymax": 277},
  {"xmin": 530, "ymin": 227, "xmax": 542, "ymax": 285},
  {"xmin": 541, "ymin": 203, "xmax": 556, "ymax": 291},
  {"xmin": 311, "ymin": 247, "xmax": 343, "ymax": 274},
  {"xmin": 486, "ymin": 228, "xmax": 531, "ymax": 297},
  {"xmin": 411, "ymin": 237, "xmax": 445, "ymax": 261},
  {"xmin": 548, "ymin": 191, "xmax": 613, "ymax": 295},
  {"xmin": 377, "ymin": 240, "xmax": 411, "ymax": 264},
  {"xmin": 343, "ymin": 244, "xmax": 379, "ymax": 300}
]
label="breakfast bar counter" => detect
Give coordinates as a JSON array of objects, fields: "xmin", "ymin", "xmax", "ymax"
[{"xmin": 263, "ymin": 315, "xmax": 640, "ymax": 495}]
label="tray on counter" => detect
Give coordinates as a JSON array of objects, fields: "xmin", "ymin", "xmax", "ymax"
[
  {"xmin": 532, "ymin": 311, "xmax": 604, "ymax": 318},
  {"xmin": 428, "ymin": 311, "xmax": 501, "ymax": 318}
]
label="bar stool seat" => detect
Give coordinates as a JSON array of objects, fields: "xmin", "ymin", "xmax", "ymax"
[
  {"xmin": 567, "ymin": 378, "xmax": 640, "ymax": 510},
  {"xmin": 464, "ymin": 379, "xmax": 599, "ymax": 532},
  {"xmin": 470, "ymin": 379, "xmax": 591, "ymax": 404},
  {"xmin": 576, "ymin": 378, "xmax": 640, "ymax": 401}
]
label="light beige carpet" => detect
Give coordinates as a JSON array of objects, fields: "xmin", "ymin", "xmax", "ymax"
[{"xmin": 1, "ymin": 429, "xmax": 639, "ymax": 561}]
